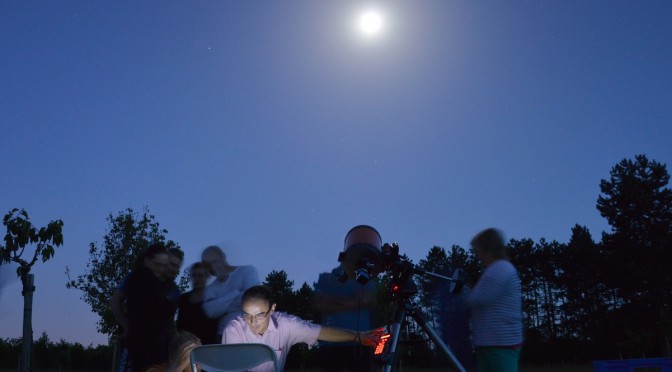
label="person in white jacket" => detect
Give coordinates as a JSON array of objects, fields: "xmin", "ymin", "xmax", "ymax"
[{"xmin": 201, "ymin": 245, "xmax": 260, "ymax": 340}]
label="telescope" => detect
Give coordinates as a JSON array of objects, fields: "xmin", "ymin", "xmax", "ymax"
[
  {"xmin": 337, "ymin": 225, "xmax": 468, "ymax": 372},
  {"xmin": 337, "ymin": 225, "xmax": 465, "ymax": 295},
  {"xmin": 337, "ymin": 225, "xmax": 383, "ymax": 285}
]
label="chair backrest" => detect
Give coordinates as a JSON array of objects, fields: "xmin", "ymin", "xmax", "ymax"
[{"xmin": 190, "ymin": 343, "xmax": 279, "ymax": 372}]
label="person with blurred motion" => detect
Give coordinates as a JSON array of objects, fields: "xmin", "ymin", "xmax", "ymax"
[
  {"xmin": 109, "ymin": 243, "xmax": 179, "ymax": 372},
  {"xmin": 466, "ymin": 228, "xmax": 523, "ymax": 372},
  {"xmin": 201, "ymin": 245, "xmax": 260, "ymax": 339},
  {"xmin": 314, "ymin": 266, "xmax": 378, "ymax": 372},
  {"xmin": 110, "ymin": 246, "xmax": 183, "ymax": 371},
  {"xmin": 223, "ymin": 285, "xmax": 381, "ymax": 372},
  {"xmin": 177, "ymin": 262, "xmax": 219, "ymax": 344}
]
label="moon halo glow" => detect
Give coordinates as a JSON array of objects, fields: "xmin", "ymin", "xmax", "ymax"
[{"xmin": 358, "ymin": 10, "xmax": 384, "ymax": 36}]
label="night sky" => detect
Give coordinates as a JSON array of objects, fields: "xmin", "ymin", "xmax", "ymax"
[{"xmin": 1, "ymin": 1, "xmax": 671, "ymax": 346}]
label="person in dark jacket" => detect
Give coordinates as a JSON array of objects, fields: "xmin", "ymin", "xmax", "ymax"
[
  {"xmin": 176, "ymin": 262, "xmax": 218, "ymax": 344},
  {"xmin": 123, "ymin": 243, "xmax": 179, "ymax": 371}
]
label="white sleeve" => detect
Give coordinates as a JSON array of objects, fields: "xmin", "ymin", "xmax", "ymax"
[{"xmin": 202, "ymin": 284, "xmax": 241, "ymax": 319}]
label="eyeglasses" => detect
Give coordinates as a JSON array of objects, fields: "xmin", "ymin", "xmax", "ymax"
[{"xmin": 242, "ymin": 309, "xmax": 271, "ymax": 323}]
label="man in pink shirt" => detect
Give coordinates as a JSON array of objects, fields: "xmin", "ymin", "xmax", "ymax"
[{"xmin": 223, "ymin": 285, "xmax": 380, "ymax": 371}]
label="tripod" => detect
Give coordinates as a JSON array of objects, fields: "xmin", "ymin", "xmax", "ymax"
[{"xmin": 378, "ymin": 271, "xmax": 467, "ymax": 372}]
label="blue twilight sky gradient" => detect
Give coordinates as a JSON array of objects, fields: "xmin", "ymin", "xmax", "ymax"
[{"xmin": 1, "ymin": 1, "xmax": 671, "ymax": 346}]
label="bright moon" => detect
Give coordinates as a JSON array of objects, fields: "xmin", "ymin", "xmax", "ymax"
[{"xmin": 359, "ymin": 10, "xmax": 383, "ymax": 36}]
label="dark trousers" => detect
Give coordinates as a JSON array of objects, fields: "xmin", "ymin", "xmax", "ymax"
[{"xmin": 319, "ymin": 344, "xmax": 373, "ymax": 372}]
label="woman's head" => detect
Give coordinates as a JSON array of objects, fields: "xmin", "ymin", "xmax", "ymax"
[
  {"xmin": 471, "ymin": 228, "xmax": 507, "ymax": 264},
  {"xmin": 189, "ymin": 262, "xmax": 210, "ymax": 290}
]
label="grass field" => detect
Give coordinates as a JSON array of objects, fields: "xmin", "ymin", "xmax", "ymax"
[
  {"xmin": 284, "ymin": 365, "xmax": 595, "ymax": 372},
  {"xmin": 0, "ymin": 363, "xmax": 595, "ymax": 372},
  {"xmin": 521, "ymin": 364, "xmax": 593, "ymax": 372}
]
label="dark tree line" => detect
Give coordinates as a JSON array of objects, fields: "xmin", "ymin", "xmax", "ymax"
[
  {"xmin": 513, "ymin": 155, "xmax": 672, "ymax": 362},
  {"xmin": 40, "ymin": 153, "xmax": 669, "ymax": 370},
  {"xmin": 0, "ymin": 332, "xmax": 112, "ymax": 371},
  {"xmin": 411, "ymin": 154, "xmax": 672, "ymax": 365},
  {"xmin": 273, "ymin": 154, "xmax": 672, "ymax": 367},
  {"xmin": 263, "ymin": 269, "xmax": 318, "ymax": 323}
]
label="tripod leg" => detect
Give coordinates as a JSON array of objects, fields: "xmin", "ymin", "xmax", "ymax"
[
  {"xmin": 381, "ymin": 303, "xmax": 406, "ymax": 372},
  {"xmin": 410, "ymin": 310, "xmax": 466, "ymax": 372}
]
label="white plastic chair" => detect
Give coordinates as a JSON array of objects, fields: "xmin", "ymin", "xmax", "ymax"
[{"xmin": 189, "ymin": 343, "xmax": 280, "ymax": 372}]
